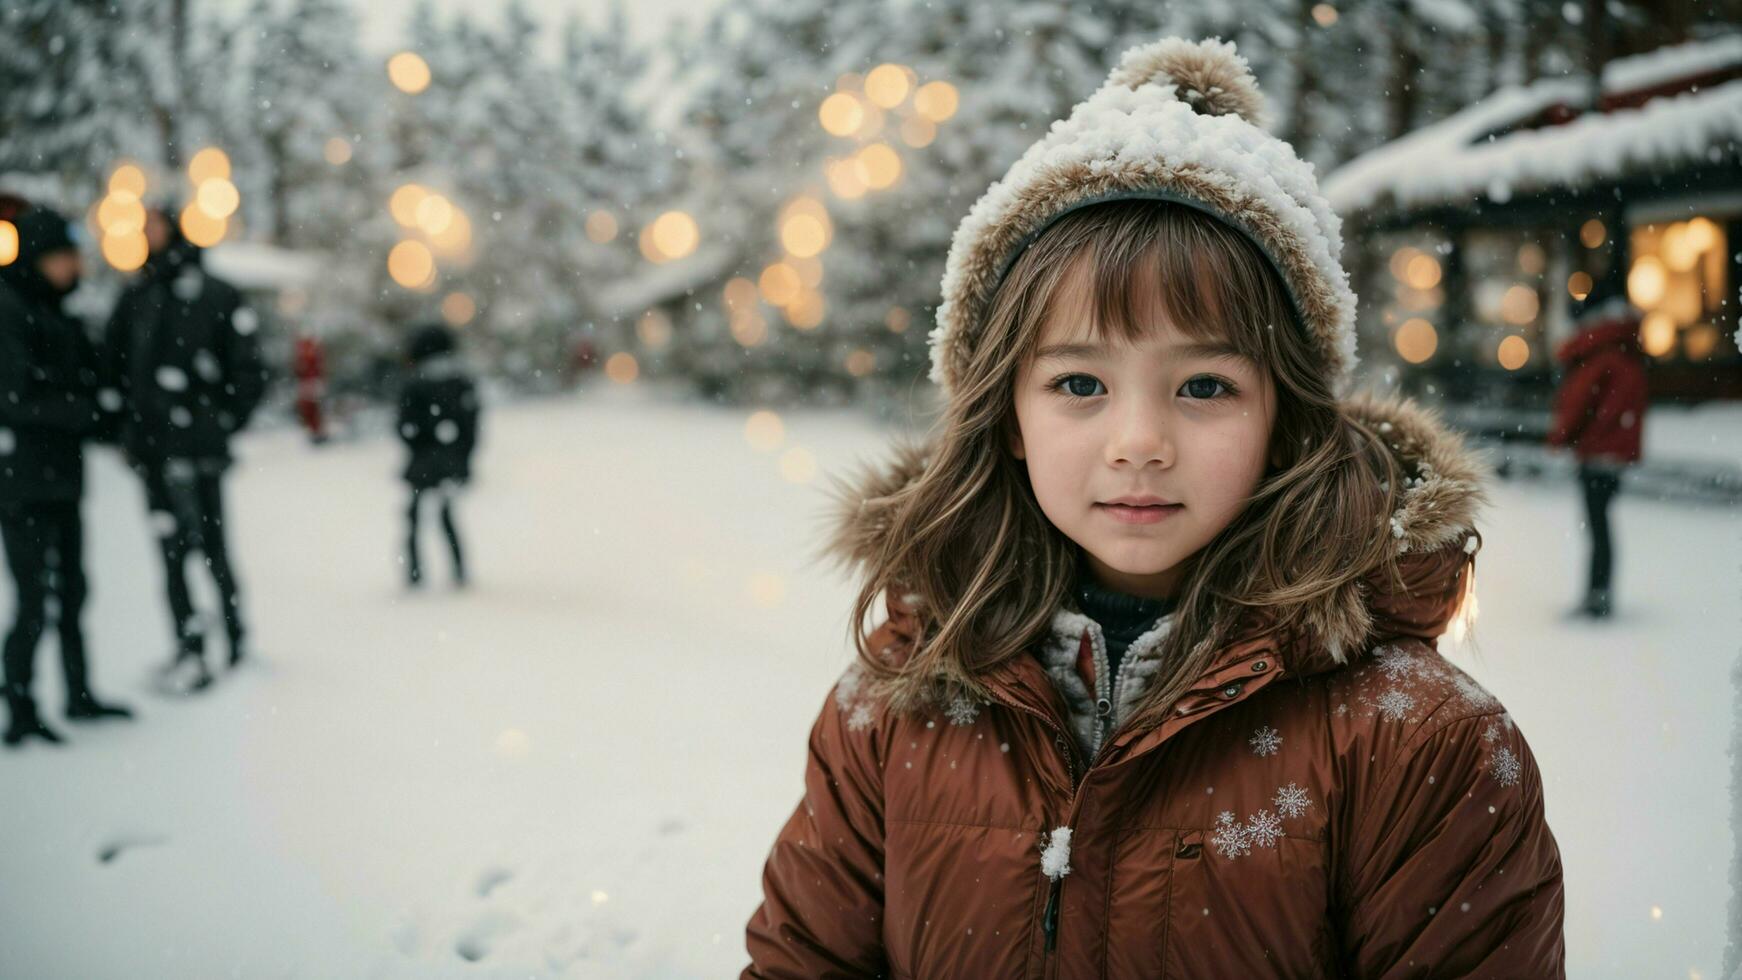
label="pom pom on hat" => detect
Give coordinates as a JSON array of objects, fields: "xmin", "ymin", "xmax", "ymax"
[{"xmin": 1106, "ymin": 37, "xmax": 1266, "ymax": 125}]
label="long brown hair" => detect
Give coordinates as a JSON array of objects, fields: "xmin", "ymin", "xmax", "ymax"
[{"xmin": 845, "ymin": 200, "xmax": 1403, "ymax": 724}]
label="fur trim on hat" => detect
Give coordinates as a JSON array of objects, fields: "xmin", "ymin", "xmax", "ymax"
[{"xmin": 929, "ymin": 36, "xmax": 1357, "ymax": 397}]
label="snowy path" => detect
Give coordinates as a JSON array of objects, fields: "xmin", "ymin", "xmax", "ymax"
[{"xmin": 0, "ymin": 387, "xmax": 1735, "ymax": 978}]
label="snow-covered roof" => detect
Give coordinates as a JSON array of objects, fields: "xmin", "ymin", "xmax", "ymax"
[
  {"xmin": 595, "ymin": 242, "xmax": 739, "ymax": 319},
  {"xmin": 203, "ymin": 241, "xmax": 325, "ymax": 291},
  {"xmin": 1325, "ymin": 35, "xmax": 1742, "ymax": 219}
]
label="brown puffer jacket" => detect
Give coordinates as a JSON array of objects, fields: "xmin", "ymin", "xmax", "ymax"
[{"xmin": 744, "ymin": 399, "xmax": 1564, "ymax": 978}]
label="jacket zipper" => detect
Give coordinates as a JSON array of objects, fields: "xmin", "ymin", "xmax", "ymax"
[
  {"xmin": 979, "ymin": 685, "xmax": 1077, "ymax": 967},
  {"xmin": 1042, "ymin": 876, "xmax": 1063, "ymax": 951}
]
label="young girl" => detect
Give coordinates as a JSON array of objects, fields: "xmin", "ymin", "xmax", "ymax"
[{"xmin": 744, "ymin": 38, "xmax": 1563, "ymax": 977}]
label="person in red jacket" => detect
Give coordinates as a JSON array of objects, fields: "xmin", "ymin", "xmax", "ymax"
[
  {"xmin": 1546, "ymin": 276, "xmax": 1648, "ymax": 618},
  {"xmin": 292, "ymin": 333, "xmax": 328, "ymax": 444}
]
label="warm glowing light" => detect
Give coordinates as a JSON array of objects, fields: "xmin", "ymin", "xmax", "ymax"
[
  {"xmin": 844, "ymin": 348, "xmax": 876, "ymax": 377},
  {"xmin": 913, "ymin": 81, "xmax": 959, "ymax": 122},
  {"xmin": 758, "ymin": 263, "xmax": 801, "ymax": 307},
  {"xmin": 390, "ymin": 184, "xmax": 429, "ymax": 227},
  {"xmin": 1404, "ymin": 253, "xmax": 1442, "ymax": 290},
  {"xmin": 1579, "ymin": 218, "xmax": 1606, "ymax": 249},
  {"xmin": 388, "ymin": 52, "xmax": 431, "ymax": 94},
  {"xmin": 900, "ymin": 116, "xmax": 937, "ymax": 148},
  {"xmin": 187, "ymin": 147, "xmax": 231, "ymax": 184},
  {"xmin": 785, "ymin": 290, "xmax": 826, "ymax": 329},
  {"xmin": 1499, "ymin": 284, "xmax": 1539, "ymax": 325},
  {"xmin": 886, "ymin": 307, "xmax": 910, "ymax": 333},
  {"xmin": 637, "ymin": 309, "xmax": 673, "ymax": 350},
  {"xmin": 1517, "ymin": 242, "xmax": 1545, "ymax": 276},
  {"xmin": 776, "ymin": 196, "xmax": 832, "ymax": 260},
  {"xmin": 1684, "ymin": 216, "xmax": 1720, "ymax": 254},
  {"xmin": 98, "ymin": 194, "xmax": 147, "ymax": 236},
  {"xmin": 1639, "ymin": 311, "xmax": 1676, "ymax": 356},
  {"xmin": 1661, "ymin": 222, "xmax": 1702, "ymax": 272},
  {"xmin": 819, "ymin": 93, "xmax": 864, "ymax": 137},
  {"xmin": 108, "ymin": 164, "xmax": 148, "ymax": 198},
  {"xmin": 1389, "ymin": 246, "xmax": 1422, "ymax": 282},
  {"xmin": 1628, "ymin": 256, "xmax": 1667, "ymax": 308},
  {"xmin": 0, "ymin": 221, "xmax": 16, "ymax": 266},
  {"xmin": 604, "ymin": 352, "xmax": 639, "ymax": 384},
  {"xmin": 1650, "ymin": 906, "xmax": 1663, "ymax": 921},
  {"xmin": 723, "ymin": 277, "xmax": 758, "ymax": 309},
  {"xmin": 858, "ymin": 143, "xmax": 902, "ymax": 190},
  {"xmin": 585, "ymin": 210, "xmax": 618, "ymax": 243},
  {"xmin": 744, "ymin": 410, "xmax": 784, "ymax": 452},
  {"xmin": 1567, "ymin": 271, "xmax": 1593, "ymax": 300},
  {"xmin": 428, "ymin": 209, "xmax": 471, "ymax": 256},
  {"xmin": 196, "ymin": 178, "xmax": 240, "ymax": 219},
  {"xmin": 650, "ymin": 211, "xmax": 699, "ymax": 261},
  {"xmin": 779, "ymin": 447, "xmax": 818, "ymax": 484},
  {"xmin": 178, "ymin": 205, "xmax": 226, "ymax": 248},
  {"xmin": 441, "ymin": 292, "xmax": 475, "ymax": 326},
  {"xmin": 1684, "ymin": 323, "xmax": 1719, "ymax": 360},
  {"xmin": 864, "ymin": 64, "xmax": 910, "ymax": 108},
  {"xmin": 1394, "ymin": 318, "xmax": 1437, "ymax": 364},
  {"xmin": 730, "ymin": 309, "xmax": 768, "ymax": 347},
  {"xmin": 825, "ymin": 157, "xmax": 869, "ymax": 199},
  {"xmin": 412, "ymin": 194, "xmax": 453, "ymax": 236},
  {"xmin": 324, "ymin": 137, "xmax": 352, "ymax": 165},
  {"xmin": 789, "ymin": 255, "xmax": 823, "ymax": 288},
  {"xmin": 1311, "ymin": 3, "xmax": 1339, "ymax": 26},
  {"xmin": 387, "ymin": 240, "xmax": 436, "ymax": 289},
  {"xmin": 1496, "ymin": 335, "xmax": 1530, "ymax": 370},
  {"xmin": 102, "ymin": 230, "xmax": 150, "ymax": 271}
]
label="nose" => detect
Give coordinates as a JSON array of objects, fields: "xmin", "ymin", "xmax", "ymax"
[{"xmin": 1105, "ymin": 397, "xmax": 1172, "ymax": 468}]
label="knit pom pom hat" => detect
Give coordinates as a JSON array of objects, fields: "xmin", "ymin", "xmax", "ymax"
[{"xmin": 928, "ymin": 37, "xmax": 1358, "ymax": 395}]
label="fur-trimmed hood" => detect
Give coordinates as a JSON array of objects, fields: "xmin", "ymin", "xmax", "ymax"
[{"xmin": 831, "ymin": 395, "xmax": 1487, "ymax": 696}]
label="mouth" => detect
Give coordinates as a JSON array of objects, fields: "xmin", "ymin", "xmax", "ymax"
[{"xmin": 1094, "ymin": 498, "xmax": 1184, "ymax": 525}]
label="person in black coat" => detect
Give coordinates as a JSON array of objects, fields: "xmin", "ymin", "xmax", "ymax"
[
  {"xmin": 1, "ymin": 206, "xmax": 133, "ymax": 746},
  {"xmin": 102, "ymin": 207, "xmax": 266, "ymax": 691},
  {"xmin": 397, "ymin": 323, "xmax": 479, "ymax": 587}
]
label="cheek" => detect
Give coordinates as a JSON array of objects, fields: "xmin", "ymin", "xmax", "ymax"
[
  {"xmin": 1013, "ymin": 400, "xmax": 1092, "ymax": 513},
  {"xmin": 1181, "ymin": 416, "xmax": 1271, "ymax": 505}
]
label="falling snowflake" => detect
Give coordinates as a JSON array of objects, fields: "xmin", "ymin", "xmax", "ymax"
[
  {"xmin": 1248, "ymin": 725, "xmax": 1283, "ymax": 757},
  {"xmin": 1273, "ymin": 783, "xmax": 1312, "ymax": 819},
  {"xmin": 1211, "ymin": 812, "xmax": 1251, "ymax": 859},
  {"xmin": 156, "ymin": 366, "xmax": 188, "ymax": 392},
  {"xmin": 835, "ymin": 666, "xmax": 865, "ymax": 711},
  {"xmin": 1245, "ymin": 809, "xmax": 1284, "ymax": 849},
  {"xmin": 1372, "ymin": 646, "xmax": 1427, "ymax": 683},
  {"xmin": 1375, "ymin": 689, "xmax": 1416, "ymax": 722},
  {"xmin": 1488, "ymin": 747, "xmax": 1521, "ymax": 787},
  {"xmin": 1451, "ymin": 673, "xmax": 1499, "ymax": 712},
  {"xmin": 945, "ymin": 697, "xmax": 980, "ymax": 727},
  {"xmin": 847, "ymin": 704, "xmax": 874, "ymax": 732}
]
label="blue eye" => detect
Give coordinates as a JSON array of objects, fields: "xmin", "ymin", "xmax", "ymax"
[
  {"xmin": 1181, "ymin": 376, "xmax": 1234, "ymax": 399},
  {"xmin": 1053, "ymin": 374, "xmax": 1105, "ymax": 398}
]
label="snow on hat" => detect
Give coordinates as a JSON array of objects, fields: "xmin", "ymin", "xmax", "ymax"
[{"xmin": 929, "ymin": 37, "xmax": 1359, "ymax": 395}]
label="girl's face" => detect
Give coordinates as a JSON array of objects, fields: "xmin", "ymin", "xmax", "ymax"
[{"xmin": 1010, "ymin": 259, "xmax": 1277, "ymax": 600}]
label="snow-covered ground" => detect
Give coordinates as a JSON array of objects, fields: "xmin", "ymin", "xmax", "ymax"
[{"xmin": 0, "ymin": 386, "xmax": 1736, "ymax": 978}]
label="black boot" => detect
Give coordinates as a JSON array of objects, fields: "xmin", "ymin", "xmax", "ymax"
[
  {"xmin": 5, "ymin": 692, "xmax": 65, "ymax": 747},
  {"xmin": 226, "ymin": 629, "xmax": 248, "ymax": 668},
  {"xmin": 65, "ymin": 688, "xmax": 135, "ymax": 721}
]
